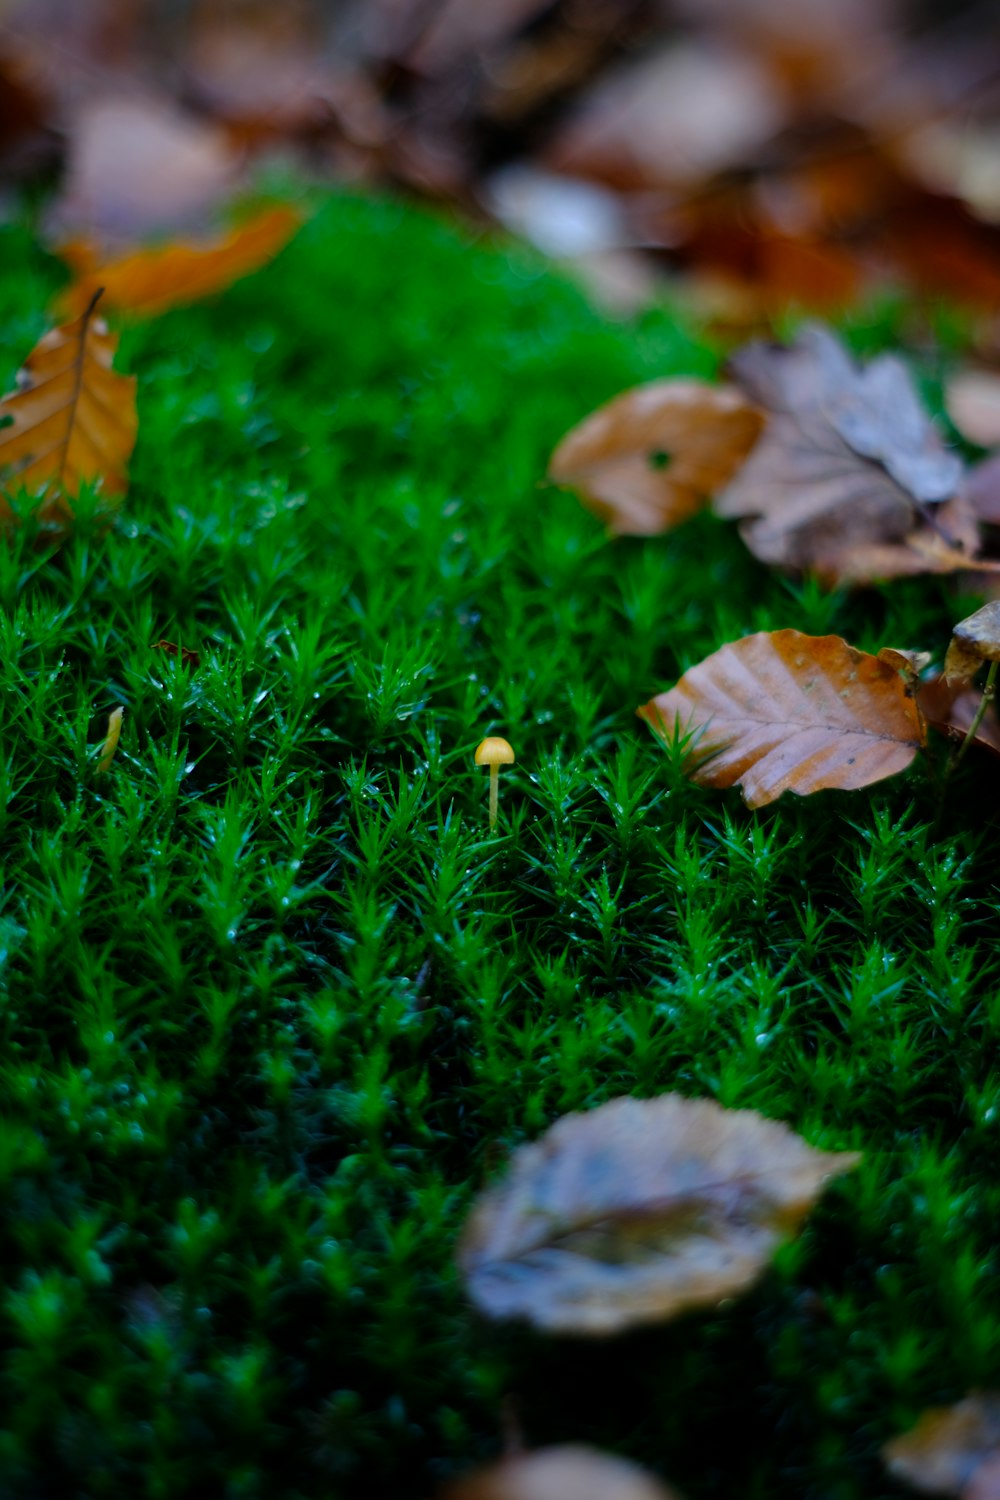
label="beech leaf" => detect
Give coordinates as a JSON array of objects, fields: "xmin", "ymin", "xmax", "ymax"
[
  {"xmin": 458, "ymin": 1093, "xmax": 859, "ymax": 1335},
  {"xmin": 59, "ymin": 205, "xmax": 302, "ymax": 320},
  {"xmin": 884, "ymin": 1394, "xmax": 1000, "ymax": 1497},
  {"xmin": 0, "ymin": 290, "xmax": 137, "ymax": 515},
  {"xmin": 441, "ymin": 1445, "xmax": 682, "ymax": 1500},
  {"xmin": 717, "ymin": 324, "xmax": 975, "ymax": 584},
  {"xmin": 638, "ymin": 629, "xmax": 926, "ymax": 808},
  {"xmin": 548, "ymin": 379, "xmax": 763, "ymax": 536}
]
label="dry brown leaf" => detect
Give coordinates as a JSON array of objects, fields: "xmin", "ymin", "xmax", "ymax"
[
  {"xmin": 0, "ymin": 291, "xmax": 137, "ymax": 518},
  {"xmin": 965, "ymin": 455, "xmax": 1000, "ymax": 526},
  {"xmin": 883, "ymin": 1394, "xmax": 1000, "ymax": 1497},
  {"xmin": 718, "ymin": 324, "xmax": 974, "ymax": 583},
  {"xmin": 544, "ymin": 41, "xmax": 784, "ymax": 193},
  {"xmin": 638, "ymin": 629, "xmax": 925, "ymax": 808},
  {"xmin": 946, "ymin": 370, "xmax": 1000, "ymax": 449},
  {"xmin": 51, "ymin": 96, "xmax": 239, "ymax": 247},
  {"xmin": 441, "ymin": 1445, "xmax": 681, "ymax": 1500},
  {"xmin": 59, "ymin": 205, "xmax": 302, "ymax": 320},
  {"xmin": 548, "ymin": 380, "xmax": 764, "ymax": 536},
  {"xmin": 458, "ymin": 1092, "xmax": 859, "ymax": 1335},
  {"xmin": 918, "ymin": 676, "xmax": 1000, "ymax": 757},
  {"xmin": 943, "ymin": 602, "xmax": 1000, "ymax": 684}
]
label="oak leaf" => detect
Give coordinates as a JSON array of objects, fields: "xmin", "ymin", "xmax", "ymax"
[
  {"xmin": 548, "ymin": 379, "xmax": 764, "ymax": 536},
  {"xmin": 884, "ymin": 1394, "xmax": 1000, "ymax": 1497},
  {"xmin": 441, "ymin": 1446, "xmax": 681, "ymax": 1500},
  {"xmin": 458, "ymin": 1093, "xmax": 859, "ymax": 1335},
  {"xmin": 60, "ymin": 205, "xmax": 302, "ymax": 320},
  {"xmin": 638, "ymin": 630, "xmax": 926, "ymax": 808},
  {"xmin": 0, "ymin": 290, "xmax": 137, "ymax": 518},
  {"xmin": 717, "ymin": 324, "xmax": 975, "ymax": 583}
]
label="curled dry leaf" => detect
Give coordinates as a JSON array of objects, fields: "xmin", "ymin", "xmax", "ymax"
[
  {"xmin": 458, "ymin": 1092, "xmax": 859, "ymax": 1335},
  {"xmin": 548, "ymin": 379, "xmax": 764, "ymax": 536},
  {"xmin": 0, "ymin": 291, "xmax": 137, "ymax": 520},
  {"xmin": 918, "ymin": 676, "xmax": 1000, "ymax": 757},
  {"xmin": 441, "ymin": 1445, "xmax": 681, "ymax": 1500},
  {"xmin": 883, "ymin": 1393, "xmax": 1000, "ymax": 1497},
  {"xmin": 60, "ymin": 205, "xmax": 303, "ymax": 320},
  {"xmin": 638, "ymin": 630, "xmax": 925, "ymax": 809},
  {"xmin": 717, "ymin": 323, "xmax": 975, "ymax": 584},
  {"xmin": 946, "ymin": 370, "xmax": 1000, "ymax": 449},
  {"xmin": 943, "ymin": 602, "xmax": 1000, "ymax": 684}
]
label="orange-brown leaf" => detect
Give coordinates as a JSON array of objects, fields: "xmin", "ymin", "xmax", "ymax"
[
  {"xmin": 884, "ymin": 1394, "xmax": 1000, "ymax": 1497},
  {"xmin": 0, "ymin": 291, "xmax": 137, "ymax": 511},
  {"xmin": 638, "ymin": 630, "xmax": 925, "ymax": 808},
  {"xmin": 60, "ymin": 205, "xmax": 302, "ymax": 320},
  {"xmin": 548, "ymin": 379, "xmax": 763, "ymax": 535},
  {"xmin": 458, "ymin": 1093, "xmax": 859, "ymax": 1335},
  {"xmin": 441, "ymin": 1446, "xmax": 682, "ymax": 1500}
]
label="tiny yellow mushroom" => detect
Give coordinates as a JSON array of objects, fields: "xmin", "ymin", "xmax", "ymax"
[
  {"xmin": 97, "ymin": 706, "xmax": 124, "ymax": 775},
  {"xmin": 475, "ymin": 736, "xmax": 515, "ymax": 830}
]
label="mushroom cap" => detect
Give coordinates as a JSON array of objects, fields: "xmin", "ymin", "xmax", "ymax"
[{"xmin": 475, "ymin": 736, "xmax": 515, "ymax": 766}]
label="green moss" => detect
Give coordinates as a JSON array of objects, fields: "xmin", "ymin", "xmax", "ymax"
[{"xmin": 0, "ymin": 194, "xmax": 997, "ymax": 1499}]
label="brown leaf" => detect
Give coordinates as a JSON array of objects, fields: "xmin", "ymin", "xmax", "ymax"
[
  {"xmin": 152, "ymin": 640, "xmax": 201, "ymax": 669},
  {"xmin": 638, "ymin": 629, "xmax": 926, "ymax": 808},
  {"xmin": 965, "ymin": 455, "xmax": 1000, "ymax": 526},
  {"xmin": 548, "ymin": 380, "xmax": 764, "ymax": 536},
  {"xmin": 717, "ymin": 324, "xmax": 973, "ymax": 582},
  {"xmin": 544, "ymin": 41, "xmax": 785, "ymax": 194},
  {"xmin": 0, "ymin": 291, "xmax": 137, "ymax": 517},
  {"xmin": 943, "ymin": 602, "xmax": 1000, "ymax": 684},
  {"xmin": 883, "ymin": 1394, "xmax": 1000, "ymax": 1497},
  {"xmin": 441, "ymin": 1445, "xmax": 681, "ymax": 1500},
  {"xmin": 458, "ymin": 1092, "xmax": 859, "ymax": 1335},
  {"xmin": 918, "ymin": 676, "xmax": 1000, "ymax": 757},
  {"xmin": 51, "ymin": 96, "xmax": 239, "ymax": 247},
  {"xmin": 59, "ymin": 205, "xmax": 302, "ymax": 320},
  {"xmin": 946, "ymin": 370, "xmax": 1000, "ymax": 449}
]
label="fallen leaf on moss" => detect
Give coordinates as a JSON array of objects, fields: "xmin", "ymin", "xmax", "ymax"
[
  {"xmin": 60, "ymin": 204, "xmax": 302, "ymax": 319},
  {"xmin": 717, "ymin": 324, "xmax": 973, "ymax": 582},
  {"xmin": 918, "ymin": 676, "xmax": 1000, "ymax": 757},
  {"xmin": 152, "ymin": 640, "xmax": 200, "ymax": 668},
  {"xmin": 441, "ymin": 1445, "xmax": 681, "ymax": 1500},
  {"xmin": 548, "ymin": 379, "xmax": 763, "ymax": 535},
  {"xmin": 458, "ymin": 1092, "xmax": 858, "ymax": 1334},
  {"xmin": 0, "ymin": 290, "xmax": 137, "ymax": 519},
  {"xmin": 638, "ymin": 629, "xmax": 925, "ymax": 808},
  {"xmin": 884, "ymin": 1393, "xmax": 1000, "ymax": 1497}
]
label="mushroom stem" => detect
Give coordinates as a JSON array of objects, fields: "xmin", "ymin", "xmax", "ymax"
[
  {"xmin": 956, "ymin": 658, "xmax": 999, "ymax": 768},
  {"xmin": 489, "ymin": 763, "xmax": 499, "ymax": 829}
]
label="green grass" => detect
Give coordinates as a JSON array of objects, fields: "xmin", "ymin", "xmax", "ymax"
[{"xmin": 1, "ymin": 192, "xmax": 999, "ymax": 1500}]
